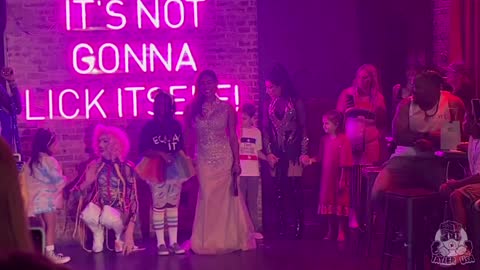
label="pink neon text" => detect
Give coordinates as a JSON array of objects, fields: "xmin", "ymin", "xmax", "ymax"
[
  {"xmin": 24, "ymin": 84, "xmax": 240, "ymax": 120},
  {"xmin": 72, "ymin": 42, "xmax": 197, "ymax": 74},
  {"xmin": 65, "ymin": 0, "xmax": 206, "ymax": 31}
]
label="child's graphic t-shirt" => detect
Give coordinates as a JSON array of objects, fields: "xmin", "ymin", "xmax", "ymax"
[
  {"xmin": 139, "ymin": 118, "xmax": 184, "ymax": 154},
  {"xmin": 239, "ymin": 127, "xmax": 262, "ymax": 176}
]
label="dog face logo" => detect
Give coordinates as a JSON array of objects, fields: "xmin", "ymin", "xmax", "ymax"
[{"xmin": 431, "ymin": 221, "xmax": 475, "ymax": 266}]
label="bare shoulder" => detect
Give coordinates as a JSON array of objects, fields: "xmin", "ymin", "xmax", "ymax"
[{"xmin": 444, "ymin": 91, "xmax": 465, "ymax": 108}]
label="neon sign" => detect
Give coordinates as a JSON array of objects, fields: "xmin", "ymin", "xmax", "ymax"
[
  {"xmin": 21, "ymin": 0, "xmax": 244, "ymax": 120},
  {"xmin": 65, "ymin": 0, "xmax": 205, "ymax": 31},
  {"xmin": 72, "ymin": 42, "xmax": 196, "ymax": 74},
  {"xmin": 25, "ymin": 84, "xmax": 240, "ymax": 120}
]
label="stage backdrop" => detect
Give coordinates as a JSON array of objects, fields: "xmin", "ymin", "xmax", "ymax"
[{"xmin": 5, "ymin": 0, "xmax": 258, "ymax": 241}]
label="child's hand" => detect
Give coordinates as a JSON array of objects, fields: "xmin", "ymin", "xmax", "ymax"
[
  {"xmin": 300, "ymin": 155, "xmax": 311, "ymax": 166},
  {"xmin": 267, "ymin": 154, "xmax": 279, "ymax": 168}
]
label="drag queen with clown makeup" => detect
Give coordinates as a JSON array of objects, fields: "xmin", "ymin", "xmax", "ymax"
[{"xmin": 73, "ymin": 125, "xmax": 139, "ymax": 255}]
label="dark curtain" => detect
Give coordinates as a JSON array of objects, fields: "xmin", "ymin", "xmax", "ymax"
[
  {"xmin": 1, "ymin": 0, "xmax": 6, "ymax": 88},
  {"xmin": 450, "ymin": 0, "xmax": 480, "ymax": 97}
]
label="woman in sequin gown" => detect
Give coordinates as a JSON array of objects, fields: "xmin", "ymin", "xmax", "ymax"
[{"xmin": 186, "ymin": 70, "xmax": 256, "ymax": 255}]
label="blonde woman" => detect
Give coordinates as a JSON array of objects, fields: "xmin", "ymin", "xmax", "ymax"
[
  {"xmin": 337, "ymin": 64, "xmax": 387, "ymax": 166},
  {"xmin": 337, "ymin": 64, "xmax": 386, "ymax": 229}
]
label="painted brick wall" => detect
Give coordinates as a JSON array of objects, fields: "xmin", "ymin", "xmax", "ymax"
[
  {"xmin": 433, "ymin": 0, "xmax": 452, "ymax": 67},
  {"xmin": 5, "ymin": 0, "xmax": 258, "ymax": 241}
]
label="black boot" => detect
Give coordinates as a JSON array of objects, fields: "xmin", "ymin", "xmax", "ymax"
[
  {"xmin": 274, "ymin": 177, "xmax": 287, "ymax": 237},
  {"xmin": 292, "ymin": 177, "xmax": 304, "ymax": 239},
  {"xmin": 295, "ymin": 210, "xmax": 304, "ymax": 239}
]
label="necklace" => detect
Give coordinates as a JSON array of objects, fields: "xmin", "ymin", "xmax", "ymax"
[{"xmin": 424, "ymin": 102, "xmax": 440, "ymax": 119}]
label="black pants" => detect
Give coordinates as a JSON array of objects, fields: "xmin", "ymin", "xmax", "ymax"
[{"xmin": 274, "ymin": 158, "xmax": 304, "ymax": 238}]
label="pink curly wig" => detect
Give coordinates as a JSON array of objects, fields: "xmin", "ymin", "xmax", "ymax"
[{"xmin": 92, "ymin": 124, "xmax": 130, "ymax": 161}]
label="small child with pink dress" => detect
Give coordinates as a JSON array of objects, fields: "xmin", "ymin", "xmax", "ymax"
[{"xmin": 310, "ymin": 110, "xmax": 353, "ymax": 241}]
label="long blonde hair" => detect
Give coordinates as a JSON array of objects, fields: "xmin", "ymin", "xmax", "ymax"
[
  {"xmin": 353, "ymin": 64, "xmax": 383, "ymax": 100},
  {"xmin": 0, "ymin": 138, "xmax": 33, "ymax": 252},
  {"xmin": 352, "ymin": 64, "xmax": 383, "ymax": 110}
]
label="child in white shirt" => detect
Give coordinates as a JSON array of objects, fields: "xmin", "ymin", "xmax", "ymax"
[{"xmin": 239, "ymin": 104, "xmax": 266, "ymax": 240}]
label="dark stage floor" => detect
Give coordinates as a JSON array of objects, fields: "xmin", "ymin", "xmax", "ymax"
[
  {"xmin": 62, "ymin": 241, "xmax": 371, "ymax": 270},
  {"xmin": 61, "ymin": 237, "xmax": 386, "ymax": 270}
]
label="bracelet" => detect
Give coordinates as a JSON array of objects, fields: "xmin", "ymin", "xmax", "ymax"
[{"xmin": 301, "ymin": 136, "xmax": 309, "ymax": 155}]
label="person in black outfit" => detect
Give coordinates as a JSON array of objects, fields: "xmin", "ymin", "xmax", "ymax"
[
  {"xmin": 263, "ymin": 64, "xmax": 310, "ymax": 239},
  {"xmin": 0, "ymin": 67, "xmax": 22, "ymax": 152}
]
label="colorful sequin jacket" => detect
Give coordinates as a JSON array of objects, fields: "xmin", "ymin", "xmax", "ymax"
[
  {"xmin": 263, "ymin": 97, "xmax": 308, "ymax": 163},
  {"xmin": 82, "ymin": 158, "xmax": 139, "ymax": 224}
]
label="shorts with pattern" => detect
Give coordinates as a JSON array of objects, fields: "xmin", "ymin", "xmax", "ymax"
[{"xmin": 149, "ymin": 181, "xmax": 182, "ymax": 209}]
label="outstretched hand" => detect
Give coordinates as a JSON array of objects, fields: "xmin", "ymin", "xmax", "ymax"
[
  {"xmin": 300, "ymin": 155, "xmax": 311, "ymax": 166},
  {"xmin": 123, "ymin": 237, "xmax": 135, "ymax": 255}
]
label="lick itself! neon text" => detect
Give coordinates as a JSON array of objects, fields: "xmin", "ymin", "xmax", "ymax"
[{"xmin": 24, "ymin": 84, "xmax": 240, "ymax": 120}]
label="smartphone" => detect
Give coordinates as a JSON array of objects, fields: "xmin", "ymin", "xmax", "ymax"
[{"xmin": 471, "ymin": 99, "xmax": 480, "ymax": 123}]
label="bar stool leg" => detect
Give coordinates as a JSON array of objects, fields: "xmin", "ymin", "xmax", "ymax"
[
  {"xmin": 406, "ymin": 199, "xmax": 424, "ymax": 270},
  {"xmin": 381, "ymin": 198, "xmax": 393, "ymax": 270}
]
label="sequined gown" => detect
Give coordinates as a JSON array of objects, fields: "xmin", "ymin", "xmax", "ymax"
[{"xmin": 191, "ymin": 99, "xmax": 256, "ymax": 255}]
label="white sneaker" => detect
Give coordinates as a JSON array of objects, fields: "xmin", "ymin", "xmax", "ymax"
[
  {"xmin": 46, "ymin": 251, "xmax": 71, "ymax": 264},
  {"xmin": 254, "ymin": 232, "xmax": 264, "ymax": 240}
]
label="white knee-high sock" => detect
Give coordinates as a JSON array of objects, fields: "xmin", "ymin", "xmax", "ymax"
[
  {"xmin": 166, "ymin": 207, "xmax": 179, "ymax": 245},
  {"xmin": 152, "ymin": 208, "xmax": 166, "ymax": 246}
]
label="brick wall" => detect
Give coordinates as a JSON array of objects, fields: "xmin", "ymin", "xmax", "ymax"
[
  {"xmin": 5, "ymin": 0, "xmax": 258, "ymax": 241},
  {"xmin": 433, "ymin": 0, "xmax": 452, "ymax": 67}
]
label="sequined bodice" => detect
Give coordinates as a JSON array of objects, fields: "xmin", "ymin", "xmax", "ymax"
[
  {"xmin": 268, "ymin": 98, "xmax": 301, "ymax": 153},
  {"xmin": 194, "ymin": 100, "xmax": 232, "ymax": 164},
  {"xmin": 269, "ymin": 98, "xmax": 298, "ymax": 133}
]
